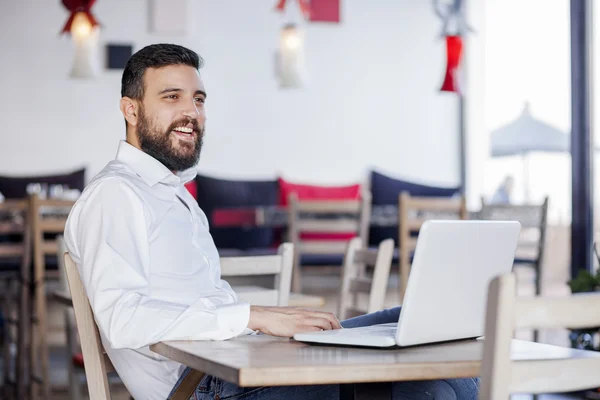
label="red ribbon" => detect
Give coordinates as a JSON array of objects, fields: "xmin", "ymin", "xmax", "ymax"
[
  {"xmin": 60, "ymin": 0, "xmax": 100, "ymax": 34},
  {"xmin": 274, "ymin": 0, "xmax": 311, "ymax": 19},
  {"xmin": 440, "ymin": 35, "xmax": 463, "ymax": 93}
]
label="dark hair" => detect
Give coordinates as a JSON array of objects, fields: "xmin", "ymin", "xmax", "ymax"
[{"xmin": 121, "ymin": 43, "xmax": 203, "ymax": 100}]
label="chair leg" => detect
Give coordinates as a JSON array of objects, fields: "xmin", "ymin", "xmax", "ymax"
[
  {"xmin": 16, "ymin": 271, "xmax": 28, "ymax": 399},
  {"xmin": 29, "ymin": 278, "xmax": 37, "ymax": 400},
  {"xmin": 38, "ymin": 284, "xmax": 51, "ymax": 399},
  {"xmin": 533, "ymin": 264, "xmax": 542, "ymax": 342},
  {"xmin": 2, "ymin": 278, "xmax": 12, "ymax": 399},
  {"xmin": 65, "ymin": 312, "xmax": 82, "ymax": 400}
]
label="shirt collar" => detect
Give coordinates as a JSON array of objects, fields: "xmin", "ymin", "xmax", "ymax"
[{"xmin": 115, "ymin": 141, "xmax": 198, "ymax": 187}]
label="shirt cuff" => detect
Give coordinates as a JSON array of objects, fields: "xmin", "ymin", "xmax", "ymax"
[{"xmin": 215, "ymin": 302, "xmax": 251, "ymax": 340}]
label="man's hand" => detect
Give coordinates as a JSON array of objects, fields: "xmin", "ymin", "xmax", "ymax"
[{"xmin": 247, "ymin": 306, "xmax": 342, "ymax": 338}]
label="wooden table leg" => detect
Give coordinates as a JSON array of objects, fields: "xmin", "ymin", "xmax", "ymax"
[{"xmin": 340, "ymin": 382, "xmax": 392, "ymax": 400}]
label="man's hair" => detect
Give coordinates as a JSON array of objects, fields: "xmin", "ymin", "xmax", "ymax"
[{"xmin": 121, "ymin": 43, "xmax": 203, "ymax": 100}]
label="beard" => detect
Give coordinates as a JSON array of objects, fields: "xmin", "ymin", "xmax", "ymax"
[{"xmin": 136, "ymin": 106, "xmax": 204, "ymax": 172}]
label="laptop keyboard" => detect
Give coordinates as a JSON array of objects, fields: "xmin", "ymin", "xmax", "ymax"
[{"xmin": 339, "ymin": 324, "xmax": 397, "ymax": 337}]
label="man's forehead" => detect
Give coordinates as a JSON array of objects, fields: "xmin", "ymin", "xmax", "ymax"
[{"xmin": 144, "ymin": 65, "xmax": 204, "ymax": 91}]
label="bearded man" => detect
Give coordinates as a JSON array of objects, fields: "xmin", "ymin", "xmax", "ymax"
[{"xmin": 64, "ymin": 43, "xmax": 479, "ymax": 400}]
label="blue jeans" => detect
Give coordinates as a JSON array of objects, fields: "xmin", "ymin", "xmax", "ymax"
[{"xmin": 167, "ymin": 307, "xmax": 480, "ymax": 399}]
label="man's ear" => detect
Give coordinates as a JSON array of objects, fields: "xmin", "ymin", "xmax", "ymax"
[{"xmin": 120, "ymin": 97, "xmax": 139, "ymax": 127}]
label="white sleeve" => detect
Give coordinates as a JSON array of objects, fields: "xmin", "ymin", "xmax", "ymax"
[{"xmin": 64, "ymin": 178, "xmax": 250, "ymax": 350}]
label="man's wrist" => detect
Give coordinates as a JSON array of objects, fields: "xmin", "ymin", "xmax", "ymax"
[{"xmin": 247, "ymin": 305, "xmax": 264, "ymax": 331}]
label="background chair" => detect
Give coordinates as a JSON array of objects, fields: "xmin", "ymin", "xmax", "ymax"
[
  {"xmin": 397, "ymin": 191, "xmax": 468, "ymax": 303},
  {"xmin": 0, "ymin": 200, "xmax": 30, "ymax": 399},
  {"xmin": 480, "ymin": 272, "xmax": 600, "ymax": 399},
  {"xmin": 28, "ymin": 194, "xmax": 75, "ymax": 399},
  {"xmin": 478, "ymin": 196, "xmax": 549, "ymax": 297},
  {"xmin": 220, "ymin": 243, "xmax": 294, "ymax": 306},
  {"xmin": 287, "ymin": 190, "xmax": 371, "ymax": 293},
  {"xmin": 338, "ymin": 237, "xmax": 395, "ymax": 320}
]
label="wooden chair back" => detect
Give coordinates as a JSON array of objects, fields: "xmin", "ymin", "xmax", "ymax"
[
  {"xmin": 288, "ymin": 189, "xmax": 371, "ymax": 292},
  {"xmin": 398, "ymin": 191, "xmax": 467, "ymax": 302},
  {"xmin": 221, "ymin": 243, "xmax": 294, "ymax": 306},
  {"xmin": 480, "ymin": 272, "xmax": 600, "ymax": 399},
  {"xmin": 479, "ymin": 196, "xmax": 549, "ymax": 295},
  {"xmin": 0, "ymin": 200, "xmax": 30, "ymax": 398},
  {"xmin": 63, "ymin": 252, "xmax": 115, "ymax": 400},
  {"xmin": 338, "ymin": 237, "xmax": 395, "ymax": 320},
  {"xmin": 29, "ymin": 194, "xmax": 75, "ymax": 397}
]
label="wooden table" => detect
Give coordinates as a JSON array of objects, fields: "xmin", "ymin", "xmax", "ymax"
[{"xmin": 150, "ymin": 334, "xmax": 599, "ymax": 400}]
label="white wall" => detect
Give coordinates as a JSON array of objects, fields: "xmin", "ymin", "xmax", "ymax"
[{"xmin": 0, "ymin": 0, "xmax": 483, "ymax": 190}]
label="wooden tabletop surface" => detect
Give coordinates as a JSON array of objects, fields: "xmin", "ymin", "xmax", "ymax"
[{"xmin": 150, "ymin": 334, "xmax": 596, "ymax": 387}]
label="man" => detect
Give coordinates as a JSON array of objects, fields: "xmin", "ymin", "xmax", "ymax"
[
  {"xmin": 64, "ymin": 43, "xmax": 479, "ymax": 400},
  {"xmin": 491, "ymin": 175, "xmax": 514, "ymax": 204}
]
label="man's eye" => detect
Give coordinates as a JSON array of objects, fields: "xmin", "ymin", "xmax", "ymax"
[
  {"xmin": 195, "ymin": 98, "xmax": 205, "ymax": 104},
  {"xmin": 166, "ymin": 95, "xmax": 178, "ymax": 99}
]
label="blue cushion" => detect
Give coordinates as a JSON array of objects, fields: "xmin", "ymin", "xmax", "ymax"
[
  {"xmin": 0, "ymin": 168, "xmax": 85, "ymax": 199},
  {"xmin": 368, "ymin": 170, "xmax": 461, "ymax": 246},
  {"xmin": 195, "ymin": 174, "xmax": 278, "ymax": 250},
  {"xmin": 300, "ymin": 253, "xmax": 345, "ymax": 266}
]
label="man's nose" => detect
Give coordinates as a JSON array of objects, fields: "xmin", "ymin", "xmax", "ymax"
[{"xmin": 182, "ymin": 102, "xmax": 200, "ymax": 119}]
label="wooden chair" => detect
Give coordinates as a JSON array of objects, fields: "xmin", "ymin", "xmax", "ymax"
[
  {"xmin": 28, "ymin": 194, "xmax": 75, "ymax": 399},
  {"xmin": 288, "ymin": 190, "xmax": 371, "ymax": 293},
  {"xmin": 338, "ymin": 237, "xmax": 395, "ymax": 320},
  {"xmin": 480, "ymin": 272, "xmax": 600, "ymax": 399},
  {"xmin": 0, "ymin": 200, "xmax": 31, "ymax": 399},
  {"xmin": 398, "ymin": 192, "xmax": 467, "ymax": 303},
  {"xmin": 479, "ymin": 196, "xmax": 549, "ymax": 297},
  {"xmin": 60, "ymin": 244, "xmax": 293, "ymax": 399},
  {"xmin": 57, "ymin": 235, "xmax": 88, "ymax": 400},
  {"xmin": 63, "ymin": 252, "xmax": 117, "ymax": 400},
  {"xmin": 221, "ymin": 243, "xmax": 294, "ymax": 306}
]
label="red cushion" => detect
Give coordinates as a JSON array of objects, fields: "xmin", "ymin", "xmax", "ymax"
[
  {"xmin": 278, "ymin": 178, "xmax": 361, "ymax": 205},
  {"xmin": 72, "ymin": 352, "xmax": 84, "ymax": 368},
  {"xmin": 184, "ymin": 180, "xmax": 197, "ymax": 199},
  {"xmin": 278, "ymin": 178, "xmax": 362, "ymax": 241}
]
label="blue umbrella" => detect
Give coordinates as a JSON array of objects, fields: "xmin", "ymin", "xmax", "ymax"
[{"xmin": 489, "ymin": 103, "xmax": 569, "ymax": 201}]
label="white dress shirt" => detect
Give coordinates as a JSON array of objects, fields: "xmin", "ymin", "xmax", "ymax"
[{"xmin": 64, "ymin": 141, "xmax": 251, "ymax": 400}]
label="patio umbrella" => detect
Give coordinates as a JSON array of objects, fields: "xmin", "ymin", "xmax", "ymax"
[{"xmin": 490, "ymin": 102, "xmax": 569, "ymax": 202}]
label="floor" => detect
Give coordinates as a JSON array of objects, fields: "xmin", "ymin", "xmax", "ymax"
[{"xmin": 6, "ymin": 230, "xmax": 598, "ymax": 399}]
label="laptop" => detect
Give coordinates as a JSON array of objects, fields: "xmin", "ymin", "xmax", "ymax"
[{"xmin": 293, "ymin": 220, "xmax": 521, "ymax": 348}]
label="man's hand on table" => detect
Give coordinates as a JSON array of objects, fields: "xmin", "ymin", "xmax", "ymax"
[{"xmin": 248, "ymin": 306, "xmax": 342, "ymax": 338}]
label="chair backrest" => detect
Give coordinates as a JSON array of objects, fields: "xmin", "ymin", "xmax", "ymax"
[
  {"xmin": 480, "ymin": 272, "xmax": 600, "ymax": 399},
  {"xmin": 57, "ymin": 236, "xmax": 80, "ymax": 356},
  {"xmin": 63, "ymin": 252, "xmax": 112, "ymax": 400},
  {"xmin": 220, "ymin": 243, "xmax": 294, "ymax": 306},
  {"xmin": 397, "ymin": 191, "xmax": 468, "ymax": 303},
  {"xmin": 0, "ymin": 200, "xmax": 30, "ymax": 270},
  {"xmin": 479, "ymin": 197, "xmax": 549, "ymax": 294},
  {"xmin": 338, "ymin": 237, "xmax": 395, "ymax": 320},
  {"xmin": 479, "ymin": 197, "xmax": 549, "ymax": 261},
  {"xmin": 30, "ymin": 194, "xmax": 75, "ymax": 279},
  {"xmin": 287, "ymin": 190, "xmax": 371, "ymax": 292},
  {"xmin": 288, "ymin": 190, "xmax": 372, "ymax": 254}
]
